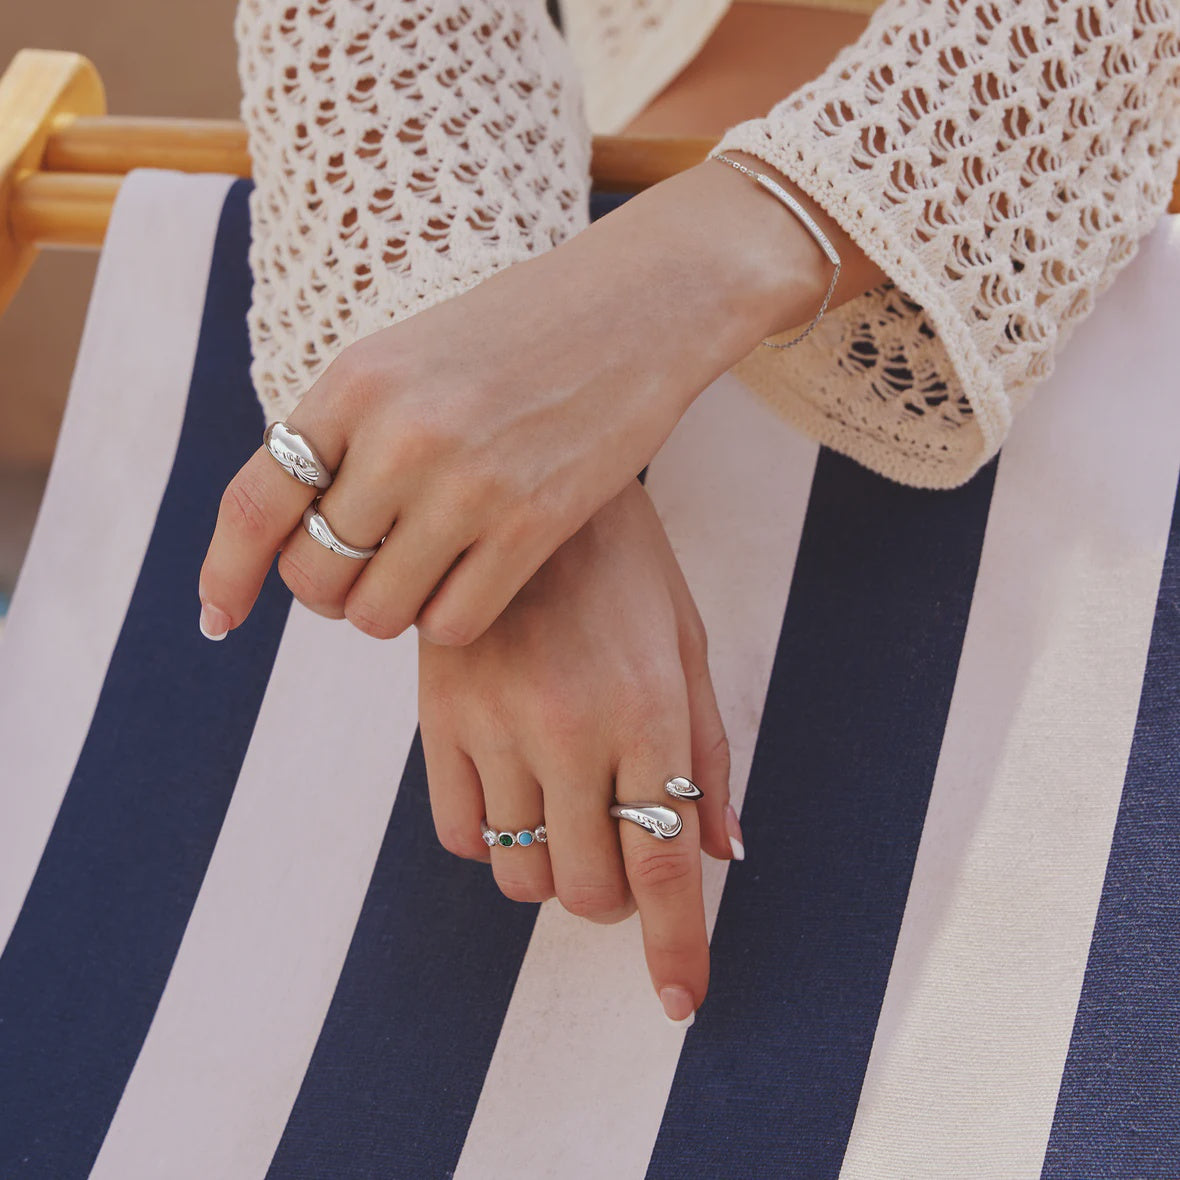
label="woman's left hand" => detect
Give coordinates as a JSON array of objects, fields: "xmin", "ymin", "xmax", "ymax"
[
  {"xmin": 197, "ymin": 157, "xmax": 826, "ymax": 646},
  {"xmin": 418, "ymin": 477, "xmax": 743, "ymax": 1024}
]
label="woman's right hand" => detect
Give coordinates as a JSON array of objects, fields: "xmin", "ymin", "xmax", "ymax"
[
  {"xmin": 197, "ymin": 157, "xmax": 829, "ymax": 651},
  {"xmin": 418, "ymin": 478, "xmax": 744, "ymax": 1024}
]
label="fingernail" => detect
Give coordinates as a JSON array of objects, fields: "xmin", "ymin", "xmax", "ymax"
[
  {"xmin": 199, "ymin": 603, "xmax": 230, "ymax": 641},
  {"xmin": 659, "ymin": 986, "xmax": 696, "ymax": 1027},
  {"xmin": 725, "ymin": 803, "xmax": 745, "ymax": 861}
]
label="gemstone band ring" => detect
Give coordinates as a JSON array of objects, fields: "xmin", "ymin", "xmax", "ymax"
[{"xmin": 481, "ymin": 818, "xmax": 548, "ymax": 849}]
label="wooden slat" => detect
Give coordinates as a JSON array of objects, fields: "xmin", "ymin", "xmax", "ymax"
[
  {"xmin": 10, "ymin": 171, "xmax": 121, "ymax": 249},
  {"xmin": 43, "ymin": 116, "xmax": 252, "ymax": 178},
  {"xmin": 3, "ymin": 51, "xmax": 1180, "ymax": 267},
  {"xmin": 0, "ymin": 50, "xmax": 105, "ymax": 313}
]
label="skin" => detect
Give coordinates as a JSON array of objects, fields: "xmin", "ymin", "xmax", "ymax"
[
  {"xmin": 419, "ymin": 477, "xmax": 736, "ymax": 1024},
  {"xmin": 198, "ymin": 4, "xmax": 890, "ymax": 1020},
  {"xmin": 198, "ymin": 153, "xmax": 883, "ymax": 645}
]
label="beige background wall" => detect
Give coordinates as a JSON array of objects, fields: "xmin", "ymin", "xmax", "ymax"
[{"xmin": 1, "ymin": 0, "xmax": 240, "ymax": 595}]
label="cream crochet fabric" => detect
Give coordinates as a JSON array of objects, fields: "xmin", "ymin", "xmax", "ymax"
[
  {"xmin": 713, "ymin": 0, "xmax": 1180, "ymax": 486},
  {"xmin": 235, "ymin": 0, "xmax": 590, "ymax": 424},
  {"xmin": 236, "ymin": 0, "xmax": 1180, "ymax": 489}
]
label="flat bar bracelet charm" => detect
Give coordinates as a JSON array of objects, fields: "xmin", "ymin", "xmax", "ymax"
[
  {"xmin": 263, "ymin": 420, "xmax": 333, "ymax": 489},
  {"xmin": 302, "ymin": 497, "xmax": 383, "ymax": 560},
  {"xmin": 481, "ymin": 818, "xmax": 548, "ymax": 848},
  {"xmin": 609, "ymin": 803, "xmax": 683, "ymax": 840},
  {"xmin": 709, "ymin": 151, "xmax": 842, "ymax": 351}
]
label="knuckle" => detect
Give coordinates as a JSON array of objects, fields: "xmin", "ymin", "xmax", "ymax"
[
  {"xmin": 325, "ymin": 341, "xmax": 380, "ymax": 407},
  {"xmin": 559, "ymin": 881, "xmax": 632, "ymax": 923},
  {"xmin": 220, "ymin": 476, "xmax": 274, "ymax": 540},
  {"xmin": 436, "ymin": 824, "xmax": 487, "ymax": 861},
  {"xmin": 385, "ymin": 416, "xmax": 457, "ymax": 473},
  {"xmin": 495, "ymin": 501, "xmax": 545, "ymax": 553},
  {"xmin": 344, "ymin": 595, "xmax": 406, "ymax": 641},
  {"xmin": 494, "ymin": 870, "xmax": 552, "ymax": 905},
  {"xmin": 418, "ymin": 607, "xmax": 480, "ymax": 648},
  {"xmin": 628, "ymin": 845, "xmax": 697, "ymax": 893},
  {"xmin": 445, "ymin": 468, "xmax": 498, "ymax": 520},
  {"xmin": 277, "ymin": 548, "xmax": 339, "ymax": 612}
]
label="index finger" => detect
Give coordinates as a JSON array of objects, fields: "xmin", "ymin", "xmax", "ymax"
[
  {"xmin": 616, "ymin": 723, "xmax": 709, "ymax": 1027},
  {"xmin": 198, "ymin": 403, "xmax": 347, "ymax": 636}
]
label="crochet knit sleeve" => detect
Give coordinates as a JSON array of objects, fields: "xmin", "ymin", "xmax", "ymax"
[
  {"xmin": 234, "ymin": 0, "xmax": 591, "ymax": 423},
  {"xmin": 714, "ymin": 0, "xmax": 1180, "ymax": 489}
]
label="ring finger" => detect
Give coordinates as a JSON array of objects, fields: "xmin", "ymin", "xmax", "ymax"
[
  {"xmin": 476, "ymin": 751, "xmax": 555, "ymax": 905},
  {"xmin": 275, "ymin": 440, "xmax": 403, "ymax": 619}
]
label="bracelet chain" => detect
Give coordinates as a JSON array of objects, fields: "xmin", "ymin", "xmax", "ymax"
[{"xmin": 709, "ymin": 151, "xmax": 842, "ymax": 351}]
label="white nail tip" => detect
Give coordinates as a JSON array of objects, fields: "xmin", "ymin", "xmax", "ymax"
[
  {"xmin": 729, "ymin": 836, "xmax": 745, "ymax": 862},
  {"xmin": 664, "ymin": 1009, "xmax": 695, "ymax": 1029},
  {"xmin": 199, "ymin": 615, "xmax": 228, "ymax": 641}
]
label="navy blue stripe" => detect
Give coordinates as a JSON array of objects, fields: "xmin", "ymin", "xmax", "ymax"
[
  {"xmin": 265, "ymin": 732, "xmax": 539, "ymax": 1179},
  {"xmin": 0, "ymin": 180, "xmax": 291, "ymax": 1177},
  {"xmin": 1041, "ymin": 472, "xmax": 1180, "ymax": 1177},
  {"xmin": 264, "ymin": 184, "xmax": 630, "ymax": 1180},
  {"xmin": 647, "ymin": 448, "xmax": 997, "ymax": 1179}
]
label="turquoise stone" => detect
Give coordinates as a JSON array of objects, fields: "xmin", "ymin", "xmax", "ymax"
[
  {"xmin": 517, "ymin": 830, "xmax": 534, "ymax": 846},
  {"xmin": 498, "ymin": 832, "xmax": 515, "ymax": 847}
]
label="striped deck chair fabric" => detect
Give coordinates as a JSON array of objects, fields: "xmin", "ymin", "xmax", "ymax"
[{"xmin": 1, "ymin": 169, "xmax": 1178, "ymax": 1179}]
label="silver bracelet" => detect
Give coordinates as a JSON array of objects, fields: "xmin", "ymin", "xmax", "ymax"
[{"xmin": 710, "ymin": 151, "xmax": 842, "ymax": 350}]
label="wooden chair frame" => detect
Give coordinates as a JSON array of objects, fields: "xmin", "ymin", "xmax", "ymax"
[
  {"xmin": 3, "ymin": 47, "xmax": 1180, "ymax": 319},
  {"xmin": 0, "ymin": 49, "xmax": 715, "ymax": 318}
]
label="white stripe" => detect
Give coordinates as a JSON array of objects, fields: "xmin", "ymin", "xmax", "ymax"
[
  {"xmin": 839, "ymin": 214, "xmax": 1180, "ymax": 1178},
  {"xmin": 92, "ymin": 606, "xmax": 419, "ymax": 1179},
  {"xmin": 0, "ymin": 170, "xmax": 236, "ymax": 950},
  {"xmin": 454, "ymin": 374, "xmax": 819, "ymax": 1179}
]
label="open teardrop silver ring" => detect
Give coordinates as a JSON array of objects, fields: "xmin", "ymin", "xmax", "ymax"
[
  {"xmin": 609, "ymin": 803, "xmax": 683, "ymax": 840},
  {"xmin": 664, "ymin": 776, "xmax": 703, "ymax": 801},
  {"xmin": 263, "ymin": 420, "xmax": 333, "ymax": 489},
  {"xmin": 302, "ymin": 497, "xmax": 384, "ymax": 560},
  {"xmin": 609, "ymin": 777, "xmax": 702, "ymax": 841}
]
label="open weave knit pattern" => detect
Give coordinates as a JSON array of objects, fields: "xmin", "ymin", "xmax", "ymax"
[
  {"xmin": 714, "ymin": 0, "xmax": 1180, "ymax": 486},
  {"xmin": 235, "ymin": 0, "xmax": 590, "ymax": 424},
  {"xmin": 237, "ymin": 0, "xmax": 1180, "ymax": 488}
]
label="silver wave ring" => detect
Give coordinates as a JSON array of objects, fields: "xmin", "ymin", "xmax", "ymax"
[
  {"xmin": 608, "ymin": 778, "xmax": 700, "ymax": 841},
  {"xmin": 302, "ymin": 497, "xmax": 383, "ymax": 560},
  {"xmin": 664, "ymin": 776, "xmax": 702, "ymax": 801},
  {"xmin": 263, "ymin": 420, "xmax": 333, "ymax": 489},
  {"xmin": 608, "ymin": 802, "xmax": 683, "ymax": 840}
]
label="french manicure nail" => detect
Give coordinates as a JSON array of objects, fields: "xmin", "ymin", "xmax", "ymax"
[
  {"xmin": 725, "ymin": 803, "xmax": 745, "ymax": 862},
  {"xmin": 199, "ymin": 603, "xmax": 230, "ymax": 641},
  {"xmin": 659, "ymin": 986, "xmax": 696, "ymax": 1027}
]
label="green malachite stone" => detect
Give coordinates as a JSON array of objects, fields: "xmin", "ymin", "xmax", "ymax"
[{"xmin": 498, "ymin": 832, "xmax": 515, "ymax": 847}]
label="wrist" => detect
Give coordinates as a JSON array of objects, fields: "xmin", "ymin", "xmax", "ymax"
[
  {"xmin": 676, "ymin": 151, "xmax": 838, "ymax": 343},
  {"xmin": 563, "ymin": 161, "xmax": 832, "ymax": 379}
]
